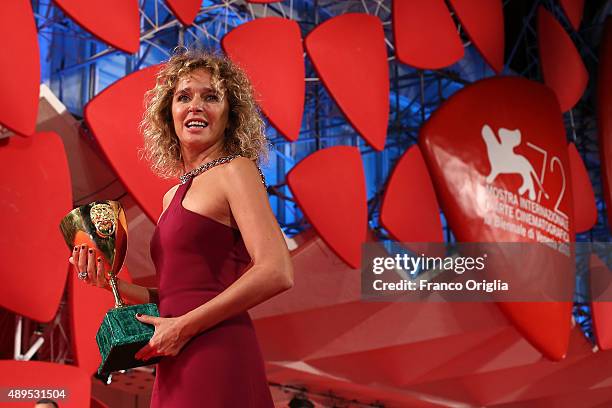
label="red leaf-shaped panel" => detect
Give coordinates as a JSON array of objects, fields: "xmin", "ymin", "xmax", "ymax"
[
  {"xmin": 286, "ymin": 146, "xmax": 367, "ymax": 268},
  {"xmin": 70, "ymin": 265, "xmax": 133, "ymax": 375},
  {"xmin": 538, "ymin": 6, "xmax": 588, "ymax": 112},
  {"xmin": 599, "ymin": 17, "xmax": 612, "ymax": 233},
  {"xmin": 165, "ymin": 0, "xmax": 200, "ymax": 26},
  {"xmin": 0, "ymin": 1, "xmax": 39, "ymax": 135},
  {"xmin": 590, "ymin": 254, "xmax": 612, "ymax": 350},
  {"xmin": 559, "ymin": 0, "xmax": 585, "ymax": 31},
  {"xmin": 0, "ymin": 361, "xmax": 90, "ymax": 408},
  {"xmin": 306, "ymin": 325, "xmax": 510, "ymax": 390},
  {"xmin": 222, "ymin": 17, "xmax": 305, "ymax": 142},
  {"xmin": 0, "ymin": 133, "xmax": 72, "ymax": 322},
  {"xmin": 419, "ymin": 77, "xmax": 575, "ymax": 360},
  {"xmin": 91, "ymin": 397, "xmax": 110, "ymax": 408},
  {"xmin": 380, "ymin": 145, "xmax": 443, "ymax": 243},
  {"xmin": 305, "ymin": 14, "xmax": 389, "ymax": 151},
  {"xmin": 84, "ymin": 65, "xmax": 174, "ymax": 223},
  {"xmin": 393, "ymin": 0, "xmax": 464, "ymax": 69},
  {"xmin": 447, "ymin": 0, "xmax": 504, "ymax": 73},
  {"xmin": 53, "ymin": 0, "xmax": 140, "ymax": 53},
  {"xmin": 568, "ymin": 142, "xmax": 596, "ymax": 233}
]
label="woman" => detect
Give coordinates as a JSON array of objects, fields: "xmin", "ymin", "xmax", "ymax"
[{"xmin": 69, "ymin": 48, "xmax": 294, "ymax": 407}]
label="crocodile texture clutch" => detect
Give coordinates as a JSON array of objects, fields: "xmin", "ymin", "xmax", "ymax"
[{"xmin": 96, "ymin": 303, "xmax": 161, "ymax": 374}]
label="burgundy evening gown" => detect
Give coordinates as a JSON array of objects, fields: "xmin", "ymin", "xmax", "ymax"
[{"xmin": 149, "ymin": 176, "xmax": 274, "ymax": 407}]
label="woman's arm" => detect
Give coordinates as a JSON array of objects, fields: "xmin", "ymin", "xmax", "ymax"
[
  {"xmin": 111, "ymin": 279, "xmax": 158, "ymax": 305},
  {"xmin": 181, "ymin": 157, "xmax": 293, "ymax": 333},
  {"xmin": 70, "ymin": 248, "xmax": 158, "ymax": 305},
  {"xmin": 135, "ymin": 157, "xmax": 293, "ymax": 360}
]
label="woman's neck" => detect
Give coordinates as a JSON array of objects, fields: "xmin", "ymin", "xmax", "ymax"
[{"xmin": 182, "ymin": 144, "xmax": 226, "ymax": 173}]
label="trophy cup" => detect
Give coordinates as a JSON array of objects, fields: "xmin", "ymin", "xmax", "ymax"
[{"xmin": 60, "ymin": 201, "xmax": 161, "ymax": 374}]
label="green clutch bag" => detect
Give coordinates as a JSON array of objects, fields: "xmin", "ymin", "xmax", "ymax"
[{"xmin": 96, "ymin": 303, "xmax": 162, "ymax": 375}]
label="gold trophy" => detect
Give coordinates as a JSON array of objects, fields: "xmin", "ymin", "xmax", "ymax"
[{"xmin": 60, "ymin": 201, "xmax": 160, "ymax": 374}]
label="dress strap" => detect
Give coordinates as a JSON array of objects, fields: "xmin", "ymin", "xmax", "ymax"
[
  {"xmin": 179, "ymin": 155, "xmax": 267, "ymax": 187},
  {"xmin": 177, "ymin": 177, "xmax": 192, "ymax": 203}
]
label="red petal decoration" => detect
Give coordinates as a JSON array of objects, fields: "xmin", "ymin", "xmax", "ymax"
[
  {"xmin": 305, "ymin": 14, "xmax": 389, "ymax": 151},
  {"xmin": 70, "ymin": 266, "xmax": 133, "ymax": 375},
  {"xmin": 165, "ymin": 0, "xmax": 201, "ymax": 26},
  {"xmin": 252, "ymin": 230, "xmax": 612, "ymax": 408},
  {"xmin": 0, "ymin": 361, "xmax": 90, "ymax": 408},
  {"xmin": 598, "ymin": 17, "xmax": 612, "ymax": 233},
  {"xmin": 53, "ymin": 0, "xmax": 140, "ymax": 53},
  {"xmin": 419, "ymin": 76, "xmax": 575, "ymax": 360},
  {"xmin": 222, "ymin": 17, "xmax": 305, "ymax": 142},
  {"xmin": 256, "ymin": 229, "xmax": 606, "ymax": 405},
  {"xmin": 567, "ymin": 142, "xmax": 597, "ymax": 233},
  {"xmin": 380, "ymin": 145, "xmax": 444, "ymax": 243},
  {"xmin": 397, "ymin": 329, "xmax": 595, "ymax": 405},
  {"xmin": 538, "ymin": 6, "xmax": 589, "ymax": 112},
  {"xmin": 559, "ymin": 0, "xmax": 585, "ymax": 31},
  {"xmin": 0, "ymin": 133, "xmax": 72, "ymax": 322},
  {"xmin": 254, "ymin": 236, "xmax": 378, "ymax": 361},
  {"xmin": 393, "ymin": 0, "xmax": 464, "ymax": 69},
  {"xmin": 590, "ymin": 254, "xmax": 612, "ymax": 350},
  {"xmin": 307, "ymin": 326, "xmax": 514, "ymax": 390},
  {"xmin": 84, "ymin": 65, "xmax": 175, "ymax": 223},
  {"xmin": 447, "ymin": 0, "xmax": 505, "ymax": 73},
  {"xmin": 286, "ymin": 146, "xmax": 367, "ymax": 268},
  {"xmin": 0, "ymin": 1, "xmax": 39, "ymax": 135},
  {"xmin": 91, "ymin": 397, "xmax": 110, "ymax": 408}
]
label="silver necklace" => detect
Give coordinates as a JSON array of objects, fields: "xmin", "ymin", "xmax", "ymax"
[
  {"xmin": 180, "ymin": 155, "xmax": 239, "ymax": 185},
  {"xmin": 179, "ymin": 154, "xmax": 267, "ymax": 186}
]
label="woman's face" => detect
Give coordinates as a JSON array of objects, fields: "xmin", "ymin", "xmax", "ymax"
[{"xmin": 171, "ymin": 68, "xmax": 230, "ymax": 153}]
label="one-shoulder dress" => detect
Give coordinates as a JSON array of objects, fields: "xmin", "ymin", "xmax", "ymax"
[{"xmin": 149, "ymin": 176, "xmax": 274, "ymax": 407}]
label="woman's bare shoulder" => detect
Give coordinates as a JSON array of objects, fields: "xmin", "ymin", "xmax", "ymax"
[
  {"xmin": 226, "ymin": 156, "xmax": 257, "ymax": 171},
  {"xmin": 222, "ymin": 156, "xmax": 265, "ymax": 186},
  {"xmin": 162, "ymin": 184, "xmax": 180, "ymax": 211}
]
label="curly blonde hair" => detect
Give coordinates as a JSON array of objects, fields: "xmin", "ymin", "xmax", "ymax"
[{"xmin": 140, "ymin": 48, "xmax": 269, "ymax": 179}]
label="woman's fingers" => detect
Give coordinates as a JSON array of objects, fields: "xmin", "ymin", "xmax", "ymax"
[
  {"xmin": 135, "ymin": 343, "xmax": 156, "ymax": 361},
  {"xmin": 71, "ymin": 244, "xmax": 107, "ymax": 288},
  {"xmin": 78, "ymin": 244, "xmax": 88, "ymax": 277},
  {"xmin": 87, "ymin": 247, "xmax": 97, "ymax": 283},
  {"xmin": 69, "ymin": 245, "xmax": 79, "ymax": 267},
  {"xmin": 73, "ymin": 244, "xmax": 92, "ymax": 284},
  {"xmin": 74, "ymin": 245, "xmax": 88, "ymax": 282},
  {"xmin": 95, "ymin": 256, "xmax": 106, "ymax": 288},
  {"xmin": 134, "ymin": 343, "xmax": 153, "ymax": 361}
]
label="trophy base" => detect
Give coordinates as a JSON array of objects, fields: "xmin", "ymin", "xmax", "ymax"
[{"xmin": 96, "ymin": 303, "xmax": 162, "ymax": 375}]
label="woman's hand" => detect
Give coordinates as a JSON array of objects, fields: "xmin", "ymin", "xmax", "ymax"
[
  {"xmin": 134, "ymin": 314, "xmax": 192, "ymax": 361},
  {"xmin": 68, "ymin": 244, "xmax": 109, "ymax": 289}
]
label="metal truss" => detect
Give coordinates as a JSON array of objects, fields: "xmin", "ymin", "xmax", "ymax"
[{"xmin": 10, "ymin": 298, "xmax": 72, "ymax": 365}]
